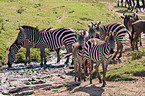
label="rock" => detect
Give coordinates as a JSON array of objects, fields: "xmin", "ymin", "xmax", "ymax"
[
  {"xmin": 24, "ymin": 81, "xmax": 31, "ymax": 85},
  {"xmin": 14, "ymin": 90, "xmax": 34, "ymax": 96},
  {"xmin": 60, "ymin": 76, "xmax": 65, "ymax": 79},
  {"xmin": 42, "ymin": 86, "xmax": 51, "ymax": 91},
  {"xmin": 2, "ymin": 91, "xmax": 10, "ymax": 95},
  {"xmin": 65, "ymin": 81, "xmax": 81, "ymax": 87},
  {"xmin": 31, "ymin": 80, "xmax": 45, "ymax": 84},
  {"xmin": 29, "ymin": 83, "xmax": 52, "ymax": 89},
  {"xmin": 53, "ymin": 84, "xmax": 63, "ymax": 89},
  {"xmin": 9, "ymin": 86, "xmax": 29, "ymax": 93}
]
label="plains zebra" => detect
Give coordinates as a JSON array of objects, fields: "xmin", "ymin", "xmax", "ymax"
[
  {"xmin": 13, "ymin": 26, "xmax": 77, "ymax": 67},
  {"xmin": 72, "ymin": 30, "xmax": 88, "ymax": 82},
  {"xmin": 89, "ymin": 21, "xmax": 131, "ymax": 60},
  {"xmin": 83, "ymin": 32, "xmax": 116, "ymax": 87}
]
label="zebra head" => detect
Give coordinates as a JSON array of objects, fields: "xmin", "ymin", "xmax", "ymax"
[
  {"xmin": 87, "ymin": 22, "xmax": 100, "ymax": 39},
  {"xmin": 7, "ymin": 42, "xmax": 21, "ymax": 68},
  {"xmin": 77, "ymin": 30, "xmax": 88, "ymax": 49},
  {"xmin": 105, "ymin": 31, "xmax": 115, "ymax": 54}
]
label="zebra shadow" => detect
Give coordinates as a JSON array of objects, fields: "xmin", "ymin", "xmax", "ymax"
[{"xmin": 74, "ymin": 84, "xmax": 104, "ymax": 96}]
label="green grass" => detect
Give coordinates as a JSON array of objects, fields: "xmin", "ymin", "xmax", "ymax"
[{"xmin": 106, "ymin": 58, "xmax": 145, "ymax": 81}]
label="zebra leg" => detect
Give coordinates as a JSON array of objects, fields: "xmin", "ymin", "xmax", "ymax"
[
  {"xmin": 102, "ymin": 61, "xmax": 108, "ymax": 87},
  {"xmin": 112, "ymin": 43, "xmax": 119, "ymax": 60},
  {"xmin": 56, "ymin": 48, "xmax": 60, "ymax": 63},
  {"xmin": 74, "ymin": 57, "xmax": 77, "ymax": 81},
  {"xmin": 40, "ymin": 48, "xmax": 45, "ymax": 66},
  {"xmin": 95, "ymin": 62, "xmax": 102, "ymax": 83},
  {"xmin": 78, "ymin": 57, "xmax": 82, "ymax": 82},
  {"xmin": 25, "ymin": 49, "xmax": 28, "ymax": 66},
  {"xmin": 44, "ymin": 49, "xmax": 47, "ymax": 65},
  {"xmin": 117, "ymin": 43, "xmax": 123, "ymax": 59},
  {"xmin": 27, "ymin": 47, "xmax": 31, "ymax": 65},
  {"xmin": 83, "ymin": 58, "xmax": 87, "ymax": 82},
  {"xmin": 25, "ymin": 46, "xmax": 30, "ymax": 65},
  {"xmin": 89, "ymin": 59, "xmax": 92, "ymax": 84}
]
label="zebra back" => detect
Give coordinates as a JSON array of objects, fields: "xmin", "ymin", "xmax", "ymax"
[{"xmin": 93, "ymin": 22, "xmax": 129, "ymax": 42}]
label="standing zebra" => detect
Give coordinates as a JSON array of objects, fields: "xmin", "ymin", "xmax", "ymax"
[
  {"xmin": 88, "ymin": 21, "xmax": 131, "ymax": 60},
  {"xmin": 83, "ymin": 32, "xmax": 116, "ymax": 87},
  {"xmin": 8, "ymin": 25, "xmax": 77, "ymax": 68}
]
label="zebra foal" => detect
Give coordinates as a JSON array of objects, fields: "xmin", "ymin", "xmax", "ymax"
[{"xmin": 83, "ymin": 32, "xmax": 116, "ymax": 87}]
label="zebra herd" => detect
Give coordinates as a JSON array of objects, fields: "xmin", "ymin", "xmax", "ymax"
[
  {"xmin": 7, "ymin": 12, "xmax": 141, "ymax": 87},
  {"xmin": 117, "ymin": 0, "xmax": 145, "ymax": 11}
]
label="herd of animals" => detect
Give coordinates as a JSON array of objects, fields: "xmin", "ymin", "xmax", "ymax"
[
  {"xmin": 117, "ymin": 0, "xmax": 145, "ymax": 11},
  {"xmin": 7, "ymin": 12, "xmax": 145, "ymax": 87}
]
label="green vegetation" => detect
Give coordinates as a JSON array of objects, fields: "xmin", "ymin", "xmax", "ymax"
[{"xmin": 106, "ymin": 58, "xmax": 145, "ymax": 81}]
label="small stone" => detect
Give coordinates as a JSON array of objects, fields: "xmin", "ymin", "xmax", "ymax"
[
  {"xmin": 9, "ymin": 86, "xmax": 29, "ymax": 93},
  {"xmin": 42, "ymin": 86, "xmax": 51, "ymax": 91},
  {"xmin": 60, "ymin": 76, "xmax": 65, "ymax": 79},
  {"xmin": 65, "ymin": 81, "xmax": 81, "ymax": 87},
  {"xmin": 14, "ymin": 90, "xmax": 34, "ymax": 96},
  {"xmin": 24, "ymin": 81, "xmax": 31, "ymax": 85},
  {"xmin": 53, "ymin": 84, "xmax": 63, "ymax": 89}
]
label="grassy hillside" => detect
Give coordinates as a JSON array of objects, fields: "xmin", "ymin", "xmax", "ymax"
[{"xmin": 0, "ymin": 0, "xmax": 120, "ymax": 64}]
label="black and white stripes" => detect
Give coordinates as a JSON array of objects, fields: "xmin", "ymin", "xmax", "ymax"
[
  {"xmin": 7, "ymin": 26, "xmax": 77, "ymax": 68},
  {"xmin": 91, "ymin": 22, "xmax": 130, "ymax": 59},
  {"xmin": 83, "ymin": 32, "xmax": 115, "ymax": 87}
]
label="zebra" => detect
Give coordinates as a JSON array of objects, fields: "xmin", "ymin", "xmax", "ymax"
[
  {"xmin": 82, "ymin": 32, "xmax": 116, "ymax": 87},
  {"xmin": 8, "ymin": 25, "xmax": 77, "ymax": 68},
  {"xmin": 88, "ymin": 21, "xmax": 131, "ymax": 60},
  {"xmin": 7, "ymin": 39, "xmax": 35, "ymax": 68}
]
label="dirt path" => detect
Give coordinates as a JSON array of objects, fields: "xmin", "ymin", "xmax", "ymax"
[{"xmin": 33, "ymin": 77, "xmax": 145, "ymax": 96}]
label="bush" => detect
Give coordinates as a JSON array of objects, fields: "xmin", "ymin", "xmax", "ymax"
[{"xmin": 131, "ymin": 50, "xmax": 144, "ymax": 60}]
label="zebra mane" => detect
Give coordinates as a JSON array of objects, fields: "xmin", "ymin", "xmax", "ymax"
[
  {"xmin": 39, "ymin": 27, "xmax": 53, "ymax": 33},
  {"xmin": 21, "ymin": 25, "xmax": 39, "ymax": 31}
]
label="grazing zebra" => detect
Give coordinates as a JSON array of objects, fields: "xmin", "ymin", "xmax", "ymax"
[
  {"xmin": 15, "ymin": 26, "xmax": 76, "ymax": 66},
  {"xmin": 7, "ymin": 39, "xmax": 35, "ymax": 68},
  {"xmin": 89, "ymin": 21, "xmax": 131, "ymax": 60},
  {"xmin": 83, "ymin": 32, "xmax": 116, "ymax": 87}
]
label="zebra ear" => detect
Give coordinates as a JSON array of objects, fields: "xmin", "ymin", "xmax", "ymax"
[
  {"xmin": 98, "ymin": 21, "xmax": 101, "ymax": 25},
  {"xmin": 105, "ymin": 36, "xmax": 108, "ymax": 41},
  {"xmin": 87, "ymin": 24, "xmax": 91, "ymax": 28},
  {"xmin": 6, "ymin": 47, "xmax": 10, "ymax": 51},
  {"xmin": 120, "ymin": 16, "xmax": 125, "ymax": 19}
]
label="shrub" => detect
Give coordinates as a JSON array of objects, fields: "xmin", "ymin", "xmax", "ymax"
[{"xmin": 131, "ymin": 50, "xmax": 144, "ymax": 60}]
